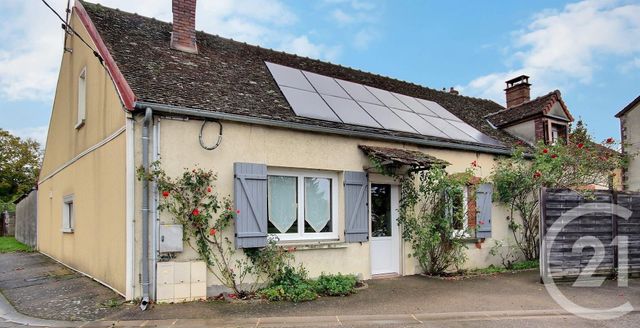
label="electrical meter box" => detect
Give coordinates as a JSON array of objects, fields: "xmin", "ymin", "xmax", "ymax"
[{"xmin": 159, "ymin": 224, "xmax": 183, "ymax": 253}]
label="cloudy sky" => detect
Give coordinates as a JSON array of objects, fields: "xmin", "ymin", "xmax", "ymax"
[{"xmin": 1, "ymin": 0, "xmax": 639, "ymax": 145}]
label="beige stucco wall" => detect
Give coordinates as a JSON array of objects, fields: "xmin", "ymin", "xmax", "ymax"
[
  {"xmin": 505, "ymin": 120, "xmax": 535, "ymax": 145},
  {"xmin": 37, "ymin": 10, "xmax": 127, "ymax": 295},
  {"xmin": 622, "ymin": 103, "xmax": 640, "ymax": 191},
  {"xmin": 153, "ymin": 117, "xmax": 518, "ymax": 292}
]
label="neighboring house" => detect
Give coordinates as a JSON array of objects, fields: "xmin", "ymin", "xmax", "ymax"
[
  {"xmin": 38, "ymin": 0, "xmax": 575, "ymax": 303},
  {"xmin": 617, "ymin": 95, "xmax": 640, "ymax": 191}
]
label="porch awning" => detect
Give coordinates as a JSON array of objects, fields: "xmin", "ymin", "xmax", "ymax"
[{"xmin": 358, "ymin": 145, "xmax": 449, "ymax": 171}]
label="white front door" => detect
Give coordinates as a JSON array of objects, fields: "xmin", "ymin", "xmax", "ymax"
[{"xmin": 370, "ymin": 184, "xmax": 400, "ymax": 275}]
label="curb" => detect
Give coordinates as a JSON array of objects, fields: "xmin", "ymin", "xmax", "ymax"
[{"xmin": 0, "ymin": 292, "xmax": 637, "ymax": 327}]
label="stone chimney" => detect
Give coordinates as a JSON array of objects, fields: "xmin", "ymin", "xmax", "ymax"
[
  {"xmin": 505, "ymin": 75, "xmax": 530, "ymax": 108},
  {"xmin": 171, "ymin": 0, "xmax": 198, "ymax": 54}
]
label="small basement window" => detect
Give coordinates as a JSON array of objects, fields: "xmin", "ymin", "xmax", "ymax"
[
  {"xmin": 267, "ymin": 168, "xmax": 338, "ymax": 241},
  {"xmin": 76, "ymin": 67, "xmax": 87, "ymax": 129},
  {"xmin": 62, "ymin": 195, "xmax": 74, "ymax": 233}
]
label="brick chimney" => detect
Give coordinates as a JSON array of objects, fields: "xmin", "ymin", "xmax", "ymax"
[
  {"xmin": 171, "ymin": 0, "xmax": 198, "ymax": 54},
  {"xmin": 505, "ymin": 75, "xmax": 530, "ymax": 108}
]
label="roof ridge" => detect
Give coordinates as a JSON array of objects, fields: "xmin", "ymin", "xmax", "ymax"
[{"xmin": 82, "ymin": 0, "xmax": 500, "ymax": 106}]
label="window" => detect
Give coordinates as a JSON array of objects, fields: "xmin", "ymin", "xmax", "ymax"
[
  {"xmin": 76, "ymin": 67, "xmax": 87, "ymax": 129},
  {"xmin": 267, "ymin": 169, "xmax": 338, "ymax": 241},
  {"xmin": 62, "ymin": 195, "xmax": 74, "ymax": 233},
  {"xmin": 550, "ymin": 123, "xmax": 567, "ymax": 144},
  {"xmin": 445, "ymin": 187, "xmax": 469, "ymax": 238}
]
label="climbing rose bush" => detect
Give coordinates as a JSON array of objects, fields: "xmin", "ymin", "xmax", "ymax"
[
  {"xmin": 492, "ymin": 122, "xmax": 628, "ymax": 260},
  {"xmin": 139, "ymin": 162, "xmax": 253, "ymax": 295}
]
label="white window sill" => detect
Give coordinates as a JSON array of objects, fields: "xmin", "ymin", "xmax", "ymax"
[
  {"xmin": 61, "ymin": 228, "xmax": 74, "ymax": 234},
  {"xmin": 277, "ymin": 240, "xmax": 348, "ymax": 251}
]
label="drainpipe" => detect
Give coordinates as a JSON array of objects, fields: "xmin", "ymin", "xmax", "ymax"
[{"xmin": 140, "ymin": 107, "xmax": 152, "ymax": 310}]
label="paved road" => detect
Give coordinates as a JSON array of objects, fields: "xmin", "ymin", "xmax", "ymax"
[{"xmin": 1, "ymin": 311, "xmax": 640, "ymax": 327}]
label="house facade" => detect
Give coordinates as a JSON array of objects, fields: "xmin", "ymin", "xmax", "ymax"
[
  {"xmin": 617, "ymin": 95, "xmax": 640, "ymax": 191},
  {"xmin": 38, "ymin": 0, "xmax": 574, "ymax": 303}
]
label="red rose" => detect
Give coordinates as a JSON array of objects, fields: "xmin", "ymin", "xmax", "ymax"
[
  {"xmin": 192, "ymin": 209, "xmax": 200, "ymax": 216},
  {"xmin": 209, "ymin": 228, "xmax": 216, "ymax": 235},
  {"xmin": 543, "ymin": 149, "xmax": 549, "ymax": 154},
  {"xmin": 533, "ymin": 171, "xmax": 542, "ymax": 179},
  {"xmin": 207, "ymin": 187, "xmax": 212, "ymax": 193},
  {"xmin": 551, "ymin": 154, "xmax": 558, "ymax": 159},
  {"xmin": 162, "ymin": 191, "xmax": 170, "ymax": 198},
  {"xmin": 577, "ymin": 143, "xmax": 584, "ymax": 149},
  {"xmin": 236, "ymin": 209, "xmax": 240, "ymax": 214},
  {"xmin": 471, "ymin": 160, "xmax": 477, "ymax": 167},
  {"xmin": 606, "ymin": 137, "xmax": 615, "ymax": 144}
]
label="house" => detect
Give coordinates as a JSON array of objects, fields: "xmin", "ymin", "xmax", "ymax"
[
  {"xmin": 617, "ymin": 95, "xmax": 640, "ymax": 191},
  {"xmin": 38, "ymin": 0, "xmax": 575, "ymax": 304}
]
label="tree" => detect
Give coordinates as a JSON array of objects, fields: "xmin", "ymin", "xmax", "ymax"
[
  {"xmin": 0, "ymin": 129, "xmax": 41, "ymax": 211},
  {"xmin": 492, "ymin": 123, "xmax": 627, "ymax": 260}
]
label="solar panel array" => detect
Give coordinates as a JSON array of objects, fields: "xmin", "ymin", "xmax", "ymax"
[{"xmin": 265, "ymin": 62, "xmax": 502, "ymax": 147}]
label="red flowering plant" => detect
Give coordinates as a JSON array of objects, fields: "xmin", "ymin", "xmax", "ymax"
[
  {"xmin": 138, "ymin": 162, "xmax": 252, "ymax": 295},
  {"xmin": 492, "ymin": 120, "xmax": 629, "ymax": 260}
]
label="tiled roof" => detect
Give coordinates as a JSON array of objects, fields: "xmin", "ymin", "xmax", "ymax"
[
  {"xmin": 486, "ymin": 90, "xmax": 571, "ymax": 128},
  {"xmin": 358, "ymin": 145, "xmax": 450, "ymax": 169},
  {"xmin": 81, "ymin": 1, "xmax": 525, "ymax": 151}
]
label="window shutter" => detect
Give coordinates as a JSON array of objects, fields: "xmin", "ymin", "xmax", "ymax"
[
  {"xmin": 234, "ymin": 163, "xmax": 268, "ymax": 248},
  {"xmin": 476, "ymin": 183, "xmax": 493, "ymax": 238},
  {"xmin": 344, "ymin": 171, "xmax": 369, "ymax": 243}
]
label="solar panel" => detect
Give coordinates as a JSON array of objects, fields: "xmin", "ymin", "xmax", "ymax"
[
  {"xmin": 366, "ymin": 86, "xmax": 411, "ymax": 110},
  {"xmin": 448, "ymin": 120, "xmax": 503, "ymax": 146},
  {"xmin": 392, "ymin": 93, "xmax": 437, "ymax": 116},
  {"xmin": 321, "ymin": 95, "xmax": 382, "ymax": 128},
  {"xmin": 303, "ymin": 71, "xmax": 351, "ymax": 98},
  {"xmin": 265, "ymin": 61, "xmax": 503, "ymax": 147},
  {"xmin": 417, "ymin": 99, "xmax": 461, "ymax": 121},
  {"xmin": 279, "ymin": 86, "xmax": 341, "ymax": 122},
  {"xmin": 358, "ymin": 102, "xmax": 418, "ymax": 133},
  {"xmin": 265, "ymin": 62, "xmax": 314, "ymax": 92},
  {"xmin": 336, "ymin": 79, "xmax": 383, "ymax": 105},
  {"xmin": 391, "ymin": 109, "xmax": 448, "ymax": 138},
  {"xmin": 420, "ymin": 115, "xmax": 477, "ymax": 142}
]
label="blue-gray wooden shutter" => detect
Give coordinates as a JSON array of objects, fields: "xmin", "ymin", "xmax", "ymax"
[
  {"xmin": 234, "ymin": 163, "xmax": 268, "ymax": 248},
  {"xmin": 476, "ymin": 183, "xmax": 493, "ymax": 238},
  {"xmin": 344, "ymin": 171, "xmax": 369, "ymax": 243}
]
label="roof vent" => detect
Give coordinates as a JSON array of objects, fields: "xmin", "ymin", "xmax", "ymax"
[
  {"xmin": 505, "ymin": 75, "xmax": 530, "ymax": 108},
  {"xmin": 171, "ymin": 0, "xmax": 198, "ymax": 54}
]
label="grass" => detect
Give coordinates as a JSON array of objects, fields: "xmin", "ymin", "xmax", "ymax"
[
  {"xmin": 0, "ymin": 237, "xmax": 32, "ymax": 253},
  {"xmin": 470, "ymin": 260, "xmax": 539, "ymax": 275}
]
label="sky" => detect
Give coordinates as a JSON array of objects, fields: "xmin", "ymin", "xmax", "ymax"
[{"xmin": 0, "ymin": 0, "xmax": 639, "ymax": 146}]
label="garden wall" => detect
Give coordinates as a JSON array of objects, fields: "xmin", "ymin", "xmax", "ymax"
[{"xmin": 15, "ymin": 190, "xmax": 37, "ymax": 247}]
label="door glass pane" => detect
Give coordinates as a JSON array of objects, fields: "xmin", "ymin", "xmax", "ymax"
[
  {"xmin": 304, "ymin": 177, "xmax": 332, "ymax": 232},
  {"xmin": 371, "ymin": 184, "xmax": 391, "ymax": 237},
  {"xmin": 268, "ymin": 176, "xmax": 298, "ymax": 234}
]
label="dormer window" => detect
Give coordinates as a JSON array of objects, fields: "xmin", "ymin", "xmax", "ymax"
[
  {"xmin": 549, "ymin": 122, "xmax": 568, "ymax": 144},
  {"xmin": 76, "ymin": 67, "xmax": 87, "ymax": 129}
]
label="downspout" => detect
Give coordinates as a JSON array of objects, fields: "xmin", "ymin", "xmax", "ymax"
[{"xmin": 140, "ymin": 107, "xmax": 152, "ymax": 310}]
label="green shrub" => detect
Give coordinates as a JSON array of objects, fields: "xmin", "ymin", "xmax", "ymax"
[
  {"xmin": 258, "ymin": 265, "xmax": 317, "ymax": 302},
  {"xmin": 314, "ymin": 273, "xmax": 357, "ymax": 296}
]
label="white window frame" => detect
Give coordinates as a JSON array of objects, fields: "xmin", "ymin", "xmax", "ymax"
[
  {"xmin": 267, "ymin": 168, "xmax": 339, "ymax": 241},
  {"xmin": 449, "ymin": 187, "xmax": 470, "ymax": 239},
  {"xmin": 62, "ymin": 194, "xmax": 75, "ymax": 233},
  {"xmin": 75, "ymin": 67, "xmax": 87, "ymax": 129}
]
